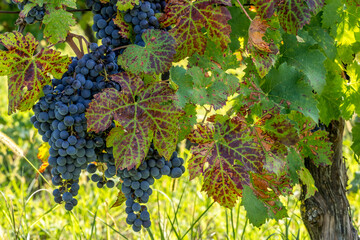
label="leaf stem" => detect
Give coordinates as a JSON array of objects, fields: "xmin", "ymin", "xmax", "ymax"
[
  {"xmin": 112, "ymin": 44, "xmax": 132, "ymax": 51},
  {"xmin": 236, "ymin": 0, "xmax": 253, "ymax": 22}
]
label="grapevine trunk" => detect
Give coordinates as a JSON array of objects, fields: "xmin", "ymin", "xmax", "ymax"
[{"xmin": 300, "ymin": 120, "xmax": 359, "ymax": 240}]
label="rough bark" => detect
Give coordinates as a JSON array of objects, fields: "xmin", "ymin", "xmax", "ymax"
[{"xmin": 300, "ymin": 119, "xmax": 359, "ymax": 240}]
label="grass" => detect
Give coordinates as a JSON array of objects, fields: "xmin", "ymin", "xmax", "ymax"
[{"xmin": 0, "ymin": 138, "xmax": 310, "ymax": 240}]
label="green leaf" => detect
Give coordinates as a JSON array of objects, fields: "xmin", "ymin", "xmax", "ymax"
[
  {"xmin": 161, "ymin": 0, "xmax": 232, "ymax": 61},
  {"xmin": 43, "ymin": 8, "xmax": 76, "ymax": 44},
  {"xmin": 321, "ymin": 0, "xmax": 342, "ymax": 37},
  {"xmin": 227, "ymin": 6, "xmax": 250, "ymax": 52},
  {"xmin": 0, "ymin": 32, "xmax": 71, "ymax": 114},
  {"xmin": 242, "ymin": 185, "xmax": 268, "ymax": 227},
  {"xmin": 282, "ymin": 33, "xmax": 326, "ymax": 94},
  {"xmin": 261, "ymin": 63, "xmax": 319, "ymax": 122},
  {"xmin": 340, "ymin": 61, "xmax": 360, "ymax": 119},
  {"xmin": 351, "ymin": 121, "xmax": 360, "ymax": 157},
  {"xmin": 177, "ymin": 103, "xmax": 197, "ymax": 141},
  {"xmin": 172, "ymin": 44, "xmax": 239, "ymax": 109},
  {"xmin": 285, "ymin": 147, "xmax": 304, "ymax": 184},
  {"xmin": 86, "ymin": 72, "xmax": 183, "ymax": 169},
  {"xmin": 118, "ymin": 29, "xmax": 176, "ymax": 75},
  {"xmin": 299, "ymin": 167, "xmax": 317, "ymax": 199},
  {"xmin": 317, "ymin": 60, "xmax": 343, "ymax": 125},
  {"xmin": 252, "ymin": 0, "xmax": 324, "ymax": 34},
  {"xmin": 116, "ymin": 0, "xmax": 139, "ymax": 12}
]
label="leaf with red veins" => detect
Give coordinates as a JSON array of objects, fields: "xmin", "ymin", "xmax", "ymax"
[
  {"xmin": 161, "ymin": 0, "xmax": 232, "ymax": 61},
  {"xmin": 292, "ymin": 113, "xmax": 332, "ymax": 166},
  {"xmin": 188, "ymin": 121, "xmax": 265, "ymax": 208},
  {"xmin": 87, "ymin": 72, "xmax": 183, "ymax": 169},
  {"xmin": 252, "ymin": 0, "xmax": 324, "ymax": 34},
  {"xmin": 118, "ymin": 29, "xmax": 176, "ymax": 75},
  {"xmin": 0, "ymin": 32, "xmax": 71, "ymax": 114},
  {"xmin": 113, "ymin": 11, "xmax": 132, "ymax": 39}
]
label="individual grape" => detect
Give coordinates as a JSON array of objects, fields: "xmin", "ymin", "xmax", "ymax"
[
  {"xmin": 141, "ymin": 1, "xmax": 151, "ymax": 12},
  {"xmin": 87, "ymin": 163, "xmax": 97, "ymax": 173},
  {"xmin": 170, "ymin": 167, "xmax": 183, "ymax": 178},
  {"xmin": 132, "ymin": 202, "xmax": 141, "ymax": 212},
  {"xmin": 65, "ymin": 202, "xmax": 74, "ymax": 211},
  {"xmin": 106, "ymin": 180, "xmax": 115, "ymax": 188},
  {"xmin": 140, "ymin": 210, "xmax": 150, "ymax": 221},
  {"xmin": 132, "ymin": 225, "xmax": 142, "ymax": 232},
  {"xmin": 62, "ymin": 192, "xmax": 73, "ymax": 202},
  {"xmin": 142, "ymin": 220, "xmax": 151, "ymax": 228}
]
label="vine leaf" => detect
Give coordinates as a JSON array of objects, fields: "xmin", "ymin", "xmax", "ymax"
[
  {"xmin": 36, "ymin": 142, "xmax": 50, "ymax": 179},
  {"xmin": 0, "ymin": 32, "xmax": 71, "ymax": 114},
  {"xmin": 351, "ymin": 121, "xmax": 360, "ymax": 157},
  {"xmin": 171, "ymin": 43, "xmax": 239, "ymax": 109},
  {"xmin": 86, "ymin": 72, "xmax": 183, "ymax": 170},
  {"xmin": 282, "ymin": 33, "xmax": 326, "ymax": 94},
  {"xmin": 242, "ymin": 185, "xmax": 268, "ymax": 226},
  {"xmin": 118, "ymin": 29, "xmax": 176, "ymax": 75},
  {"xmin": 247, "ymin": 173, "xmax": 290, "ymax": 225},
  {"xmin": 160, "ymin": 0, "xmax": 232, "ymax": 61},
  {"xmin": 43, "ymin": 8, "xmax": 76, "ymax": 44},
  {"xmin": 111, "ymin": 187, "xmax": 127, "ymax": 208},
  {"xmin": 290, "ymin": 112, "xmax": 332, "ymax": 166},
  {"xmin": 299, "ymin": 167, "xmax": 317, "ymax": 199},
  {"xmin": 252, "ymin": 0, "xmax": 324, "ymax": 34},
  {"xmin": 261, "ymin": 63, "xmax": 319, "ymax": 122},
  {"xmin": 178, "ymin": 103, "xmax": 197, "ymax": 141},
  {"xmin": 113, "ymin": 11, "xmax": 132, "ymax": 39},
  {"xmin": 188, "ymin": 120, "xmax": 265, "ymax": 208},
  {"xmin": 116, "ymin": 0, "xmax": 139, "ymax": 12},
  {"xmin": 247, "ymin": 17, "xmax": 279, "ymax": 78}
]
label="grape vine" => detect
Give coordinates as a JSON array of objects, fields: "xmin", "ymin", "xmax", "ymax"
[{"xmin": 1, "ymin": 0, "xmax": 360, "ymax": 236}]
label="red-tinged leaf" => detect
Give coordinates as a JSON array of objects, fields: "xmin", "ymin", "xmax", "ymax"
[
  {"xmin": 36, "ymin": 142, "xmax": 50, "ymax": 178},
  {"xmin": 87, "ymin": 72, "xmax": 183, "ymax": 170},
  {"xmin": 249, "ymin": 172, "xmax": 290, "ymax": 220},
  {"xmin": 118, "ymin": 29, "xmax": 176, "ymax": 75},
  {"xmin": 247, "ymin": 17, "xmax": 278, "ymax": 78},
  {"xmin": 36, "ymin": 162, "xmax": 49, "ymax": 179},
  {"xmin": 160, "ymin": 0, "xmax": 232, "ymax": 61},
  {"xmin": 252, "ymin": 0, "xmax": 324, "ymax": 34},
  {"xmin": 188, "ymin": 120, "xmax": 266, "ymax": 208},
  {"xmin": 0, "ymin": 32, "xmax": 71, "ymax": 114},
  {"xmin": 289, "ymin": 112, "xmax": 332, "ymax": 166},
  {"xmin": 111, "ymin": 188, "xmax": 127, "ymax": 208},
  {"xmin": 116, "ymin": 0, "xmax": 139, "ymax": 11},
  {"xmin": 113, "ymin": 11, "xmax": 132, "ymax": 39}
]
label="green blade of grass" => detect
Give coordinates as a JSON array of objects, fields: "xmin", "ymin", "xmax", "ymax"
[{"xmin": 180, "ymin": 201, "xmax": 215, "ymax": 240}]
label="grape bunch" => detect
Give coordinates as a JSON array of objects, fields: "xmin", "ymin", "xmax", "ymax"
[
  {"xmin": 86, "ymin": 0, "xmax": 130, "ymax": 48},
  {"xmin": 86, "ymin": 152, "xmax": 117, "ymax": 189},
  {"xmin": 12, "ymin": 0, "xmax": 45, "ymax": 24},
  {"xmin": 123, "ymin": 0, "xmax": 167, "ymax": 46},
  {"xmin": 117, "ymin": 146, "xmax": 185, "ymax": 232},
  {"xmin": 31, "ymin": 39, "xmax": 121, "ymax": 211}
]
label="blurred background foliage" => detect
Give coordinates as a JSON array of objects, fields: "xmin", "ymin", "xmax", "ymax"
[{"xmin": 1, "ymin": 0, "xmax": 360, "ymax": 239}]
